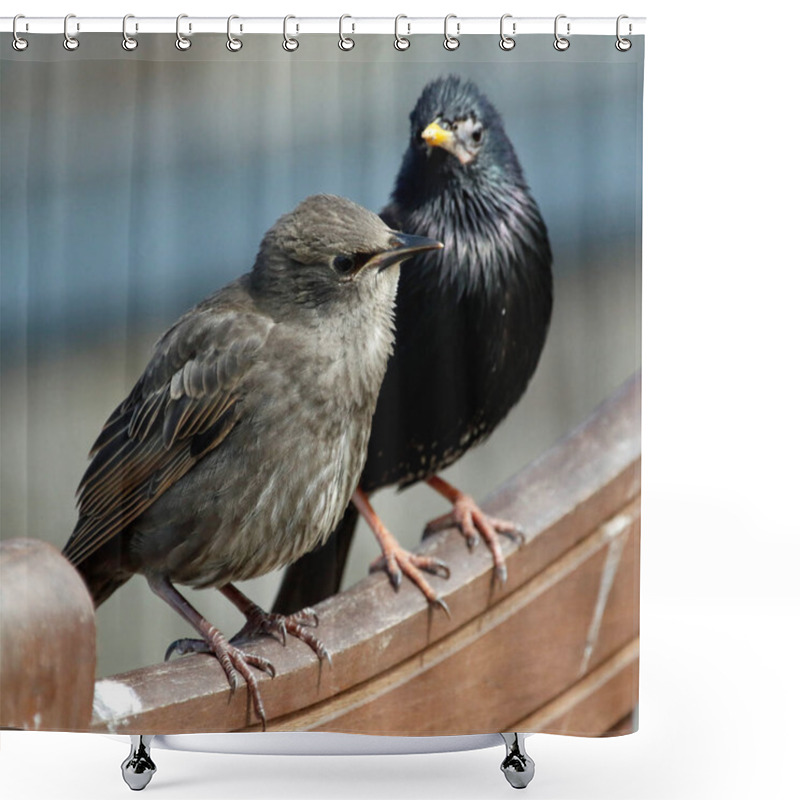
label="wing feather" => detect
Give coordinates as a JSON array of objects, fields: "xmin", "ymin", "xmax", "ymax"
[{"xmin": 63, "ymin": 307, "xmax": 274, "ymax": 566}]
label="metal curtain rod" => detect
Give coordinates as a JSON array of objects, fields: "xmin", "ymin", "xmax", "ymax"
[{"xmin": 1, "ymin": 16, "xmax": 645, "ymax": 36}]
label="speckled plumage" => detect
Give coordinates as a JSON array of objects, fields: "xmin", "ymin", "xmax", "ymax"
[{"xmin": 365, "ymin": 76, "xmax": 553, "ymax": 489}]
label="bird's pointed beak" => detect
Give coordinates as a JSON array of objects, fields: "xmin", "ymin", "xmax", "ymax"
[
  {"xmin": 421, "ymin": 120, "xmax": 475, "ymax": 165},
  {"xmin": 421, "ymin": 120, "xmax": 456, "ymax": 150},
  {"xmin": 371, "ymin": 232, "xmax": 443, "ymax": 272}
]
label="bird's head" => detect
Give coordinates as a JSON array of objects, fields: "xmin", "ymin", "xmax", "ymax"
[
  {"xmin": 254, "ymin": 195, "xmax": 442, "ymax": 308},
  {"xmin": 410, "ymin": 75, "xmax": 508, "ymax": 171}
]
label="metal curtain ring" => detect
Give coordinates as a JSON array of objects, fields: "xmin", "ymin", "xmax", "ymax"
[
  {"xmin": 283, "ymin": 15, "xmax": 299, "ymax": 51},
  {"xmin": 615, "ymin": 14, "xmax": 632, "ymax": 51},
  {"xmin": 12, "ymin": 14, "xmax": 28, "ymax": 51},
  {"xmin": 175, "ymin": 14, "xmax": 191, "ymax": 51},
  {"xmin": 553, "ymin": 14, "xmax": 570, "ymax": 51},
  {"xmin": 443, "ymin": 14, "xmax": 460, "ymax": 51},
  {"xmin": 338, "ymin": 14, "xmax": 354, "ymax": 51},
  {"xmin": 122, "ymin": 14, "xmax": 138, "ymax": 51},
  {"xmin": 63, "ymin": 13, "xmax": 79, "ymax": 51},
  {"xmin": 499, "ymin": 14, "xmax": 515, "ymax": 51},
  {"xmin": 394, "ymin": 15, "xmax": 410, "ymax": 51},
  {"xmin": 227, "ymin": 15, "xmax": 243, "ymax": 51}
]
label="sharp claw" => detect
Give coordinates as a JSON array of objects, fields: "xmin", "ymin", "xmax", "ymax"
[
  {"xmin": 272, "ymin": 622, "xmax": 288, "ymax": 647},
  {"xmin": 495, "ymin": 563, "xmax": 508, "ymax": 584},
  {"xmin": 260, "ymin": 659, "xmax": 277, "ymax": 679},
  {"xmin": 389, "ymin": 568, "xmax": 402, "ymax": 590},
  {"xmin": 434, "ymin": 596, "xmax": 451, "ymax": 618},
  {"xmin": 298, "ymin": 607, "xmax": 320, "ymax": 627},
  {"xmin": 319, "ymin": 645, "xmax": 333, "ymax": 667},
  {"xmin": 496, "ymin": 523, "xmax": 526, "ymax": 544},
  {"xmin": 164, "ymin": 637, "xmax": 208, "ymax": 661},
  {"xmin": 432, "ymin": 559, "xmax": 451, "ymax": 579}
]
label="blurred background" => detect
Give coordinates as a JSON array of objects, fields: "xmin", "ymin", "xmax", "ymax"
[{"xmin": 0, "ymin": 34, "xmax": 642, "ymax": 677}]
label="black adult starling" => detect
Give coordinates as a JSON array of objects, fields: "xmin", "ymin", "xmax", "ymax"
[
  {"xmin": 274, "ymin": 76, "xmax": 553, "ymax": 613},
  {"xmin": 62, "ymin": 194, "xmax": 442, "ymax": 727}
]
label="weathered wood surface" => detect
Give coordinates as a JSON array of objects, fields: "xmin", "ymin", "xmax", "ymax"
[
  {"xmin": 0, "ymin": 538, "xmax": 96, "ymax": 730},
  {"xmin": 87, "ymin": 371, "xmax": 640, "ymax": 735},
  {"xmin": 302, "ymin": 504, "xmax": 639, "ymax": 735}
]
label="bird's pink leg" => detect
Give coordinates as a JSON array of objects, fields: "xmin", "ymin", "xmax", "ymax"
[
  {"xmin": 424, "ymin": 476, "xmax": 525, "ymax": 584},
  {"xmin": 150, "ymin": 575, "xmax": 274, "ymax": 729},
  {"xmin": 353, "ymin": 487, "xmax": 451, "ymax": 615}
]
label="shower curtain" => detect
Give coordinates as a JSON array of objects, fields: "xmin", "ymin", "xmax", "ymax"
[{"xmin": 0, "ymin": 25, "xmax": 643, "ymax": 738}]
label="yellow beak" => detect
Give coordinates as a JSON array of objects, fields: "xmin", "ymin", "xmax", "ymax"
[{"xmin": 421, "ymin": 120, "xmax": 455, "ymax": 149}]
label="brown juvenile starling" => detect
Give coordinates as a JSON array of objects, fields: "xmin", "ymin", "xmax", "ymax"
[{"xmin": 62, "ymin": 194, "xmax": 442, "ymax": 726}]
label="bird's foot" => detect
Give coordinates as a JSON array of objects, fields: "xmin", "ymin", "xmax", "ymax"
[
  {"xmin": 230, "ymin": 606, "xmax": 331, "ymax": 666},
  {"xmin": 352, "ymin": 487, "xmax": 451, "ymax": 615},
  {"xmin": 424, "ymin": 485, "xmax": 524, "ymax": 585},
  {"xmin": 369, "ymin": 547, "xmax": 451, "ymax": 616},
  {"xmin": 164, "ymin": 627, "xmax": 275, "ymax": 729}
]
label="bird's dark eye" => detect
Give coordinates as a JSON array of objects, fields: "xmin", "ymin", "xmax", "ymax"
[
  {"xmin": 333, "ymin": 255, "xmax": 355, "ymax": 275},
  {"xmin": 471, "ymin": 126, "xmax": 484, "ymax": 144},
  {"xmin": 332, "ymin": 252, "xmax": 372, "ymax": 277}
]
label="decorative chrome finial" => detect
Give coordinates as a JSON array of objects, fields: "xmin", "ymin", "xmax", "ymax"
[
  {"xmin": 500, "ymin": 733, "xmax": 535, "ymax": 789},
  {"xmin": 121, "ymin": 736, "xmax": 157, "ymax": 791}
]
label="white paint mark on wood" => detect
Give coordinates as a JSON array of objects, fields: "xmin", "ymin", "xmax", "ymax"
[
  {"xmin": 578, "ymin": 513, "xmax": 631, "ymax": 677},
  {"xmin": 93, "ymin": 680, "xmax": 143, "ymax": 732}
]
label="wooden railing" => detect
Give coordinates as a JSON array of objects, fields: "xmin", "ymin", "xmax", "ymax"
[{"xmin": 1, "ymin": 372, "xmax": 640, "ymax": 736}]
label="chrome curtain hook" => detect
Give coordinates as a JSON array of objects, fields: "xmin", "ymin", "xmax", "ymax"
[
  {"xmin": 615, "ymin": 14, "xmax": 632, "ymax": 51},
  {"xmin": 12, "ymin": 14, "xmax": 28, "ymax": 51},
  {"xmin": 63, "ymin": 13, "xmax": 79, "ymax": 51},
  {"xmin": 499, "ymin": 14, "xmax": 516, "ymax": 51},
  {"xmin": 394, "ymin": 14, "xmax": 410, "ymax": 51},
  {"xmin": 553, "ymin": 14, "xmax": 570, "ymax": 51},
  {"xmin": 338, "ymin": 14, "xmax": 354, "ymax": 51},
  {"xmin": 122, "ymin": 14, "xmax": 138, "ymax": 51},
  {"xmin": 227, "ymin": 15, "xmax": 243, "ymax": 51},
  {"xmin": 175, "ymin": 13, "xmax": 191, "ymax": 51},
  {"xmin": 443, "ymin": 14, "xmax": 460, "ymax": 51},
  {"xmin": 283, "ymin": 15, "xmax": 299, "ymax": 51}
]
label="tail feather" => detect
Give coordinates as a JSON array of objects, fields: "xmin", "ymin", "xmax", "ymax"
[{"xmin": 63, "ymin": 535, "xmax": 132, "ymax": 608}]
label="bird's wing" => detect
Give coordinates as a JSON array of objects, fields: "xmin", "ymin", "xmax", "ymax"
[{"xmin": 63, "ymin": 307, "xmax": 274, "ymax": 566}]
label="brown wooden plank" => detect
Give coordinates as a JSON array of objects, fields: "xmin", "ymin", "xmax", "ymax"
[
  {"xmin": 88, "ymin": 372, "xmax": 641, "ymax": 734},
  {"xmin": 284, "ymin": 505, "xmax": 640, "ymax": 735},
  {"xmin": 512, "ymin": 639, "xmax": 639, "ymax": 736},
  {"xmin": 0, "ymin": 539, "xmax": 96, "ymax": 730}
]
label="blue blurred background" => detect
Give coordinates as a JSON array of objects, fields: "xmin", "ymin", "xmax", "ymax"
[{"xmin": 1, "ymin": 34, "xmax": 642, "ymax": 676}]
